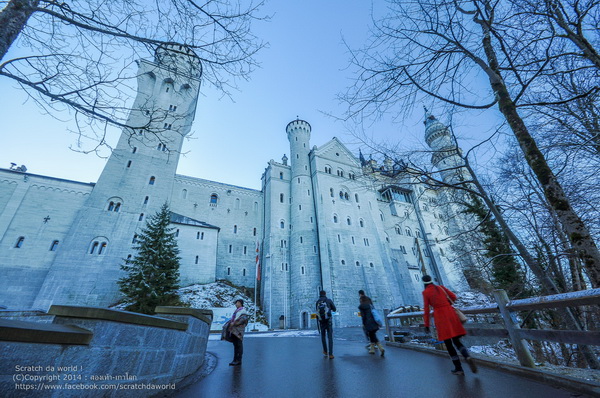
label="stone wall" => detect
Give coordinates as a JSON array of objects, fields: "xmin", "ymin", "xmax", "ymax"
[{"xmin": 0, "ymin": 305, "xmax": 212, "ymax": 397}]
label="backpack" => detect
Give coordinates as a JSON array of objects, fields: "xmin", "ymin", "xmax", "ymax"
[{"xmin": 317, "ymin": 300, "xmax": 330, "ymax": 320}]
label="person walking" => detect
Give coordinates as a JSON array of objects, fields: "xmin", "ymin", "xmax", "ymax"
[
  {"xmin": 227, "ymin": 299, "xmax": 248, "ymax": 366},
  {"xmin": 358, "ymin": 290, "xmax": 373, "ymax": 350},
  {"xmin": 358, "ymin": 295, "xmax": 385, "ymax": 356},
  {"xmin": 316, "ymin": 290, "xmax": 336, "ymax": 359},
  {"xmin": 422, "ymin": 275, "xmax": 477, "ymax": 375}
]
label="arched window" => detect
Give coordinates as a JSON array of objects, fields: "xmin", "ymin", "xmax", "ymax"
[
  {"xmin": 280, "ymin": 220, "xmax": 285, "ymax": 229},
  {"xmin": 395, "ymin": 226, "xmax": 402, "ymax": 235},
  {"xmin": 359, "ymin": 219, "xmax": 364, "ymax": 227},
  {"xmin": 132, "ymin": 147, "xmax": 137, "ymax": 154},
  {"xmin": 98, "ymin": 242, "xmax": 107, "ymax": 255},
  {"xmin": 114, "ymin": 203, "xmax": 121, "ymax": 212},
  {"xmin": 175, "ymin": 229, "xmax": 180, "ymax": 237},
  {"xmin": 355, "ymin": 194, "xmax": 359, "ymax": 202},
  {"xmin": 341, "ymin": 260, "xmax": 346, "ymax": 265},
  {"xmin": 90, "ymin": 241, "xmax": 99, "ymax": 254},
  {"xmin": 107, "ymin": 202, "xmax": 115, "ymax": 211},
  {"xmin": 280, "ymin": 172, "xmax": 283, "ymax": 179},
  {"xmin": 182, "ymin": 189, "xmax": 188, "ymax": 199},
  {"xmin": 416, "ymin": 229, "xmax": 422, "ymax": 238},
  {"xmin": 15, "ymin": 236, "xmax": 25, "ymax": 248},
  {"xmin": 49, "ymin": 240, "xmax": 59, "ymax": 251},
  {"xmin": 254, "ymin": 201, "xmax": 258, "ymax": 212},
  {"xmin": 234, "ymin": 225, "xmax": 238, "ymax": 234},
  {"xmin": 235, "ymin": 198, "xmax": 240, "ymax": 209},
  {"xmin": 405, "ymin": 228, "xmax": 412, "ymax": 237},
  {"xmin": 138, "ymin": 213, "xmax": 144, "ymax": 221},
  {"xmin": 339, "ymin": 191, "xmax": 344, "ymax": 199},
  {"xmin": 143, "ymin": 196, "xmax": 149, "ymax": 205},
  {"xmin": 195, "ymin": 256, "xmax": 199, "ymax": 264},
  {"xmin": 333, "ymin": 214, "xmax": 338, "ymax": 223},
  {"xmin": 356, "ymin": 261, "xmax": 360, "ymax": 267},
  {"xmin": 344, "ymin": 192, "xmax": 349, "ymax": 200},
  {"xmin": 369, "ymin": 262, "xmax": 374, "ymax": 268},
  {"xmin": 210, "ymin": 194, "xmax": 218, "ymax": 204},
  {"xmin": 149, "ymin": 176, "xmax": 155, "ymax": 185},
  {"xmin": 347, "ymin": 217, "xmax": 351, "ymax": 226}
]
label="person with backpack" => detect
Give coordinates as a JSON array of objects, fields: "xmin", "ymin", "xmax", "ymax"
[
  {"xmin": 422, "ymin": 275, "xmax": 477, "ymax": 375},
  {"xmin": 358, "ymin": 294, "xmax": 385, "ymax": 356},
  {"xmin": 315, "ymin": 290, "xmax": 336, "ymax": 359}
]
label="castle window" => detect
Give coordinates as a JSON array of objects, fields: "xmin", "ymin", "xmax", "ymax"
[
  {"xmin": 440, "ymin": 248, "xmax": 444, "ymax": 256},
  {"xmin": 234, "ymin": 225, "xmax": 238, "ymax": 234},
  {"xmin": 107, "ymin": 202, "xmax": 115, "ymax": 211},
  {"xmin": 360, "ymin": 219, "xmax": 364, "ymax": 227},
  {"xmin": 310, "ymin": 217, "xmax": 313, "ymax": 223},
  {"xmin": 301, "ymin": 266, "xmax": 305, "ymax": 275},
  {"xmin": 341, "ymin": 260, "xmax": 345, "ymax": 265},
  {"xmin": 280, "ymin": 193, "xmax": 284, "ymax": 203},
  {"xmin": 195, "ymin": 256, "xmax": 199, "ymax": 264},
  {"xmin": 352, "ymin": 237, "xmax": 355, "ymax": 245},
  {"xmin": 143, "ymin": 196, "xmax": 149, "ymax": 205},
  {"xmin": 132, "ymin": 234, "xmax": 137, "ymax": 244},
  {"xmin": 307, "ymin": 190, "xmax": 310, "ymax": 196},
  {"xmin": 356, "ymin": 261, "xmax": 360, "ymax": 267},
  {"xmin": 163, "ymin": 123, "xmax": 172, "ymax": 130},
  {"xmin": 132, "ymin": 147, "xmax": 137, "ymax": 154},
  {"xmin": 333, "ymin": 215, "xmax": 338, "ymax": 223},
  {"xmin": 282, "ymin": 263, "xmax": 285, "ymax": 271},
  {"xmin": 175, "ymin": 229, "xmax": 179, "ymax": 237},
  {"xmin": 405, "ymin": 228, "xmax": 412, "ymax": 237},
  {"xmin": 227, "ymin": 267, "xmax": 231, "ymax": 275},
  {"xmin": 210, "ymin": 194, "xmax": 218, "ymax": 205},
  {"xmin": 166, "ymin": 87, "xmax": 170, "ymax": 92},
  {"xmin": 280, "ymin": 172, "xmax": 283, "ymax": 179},
  {"xmin": 114, "ymin": 203, "xmax": 121, "ymax": 212},
  {"xmin": 369, "ymin": 262, "xmax": 374, "ymax": 268},
  {"xmin": 90, "ymin": 241, "xmax": 99, "ymax": 254},
  {"xmin": 344, "ymin": 192, "xmax": 349, "ymax": 200},
  {"xmin": 229, "ymin": 245, "xmax": 232, "ymax": 253},
  {"xmin": 355, "ymin": 194, "xmax": 359, "ymax": 202},
  {"xmin": 197, "ymin": 232, "xmax": 201, "ymax": 239},
  {"xmin": 127, "ymin": 160, "xmax": 132, "ymax": 168},
  {"xmin": 313, "ymin": 245, "xmax": 317, "ymax": 253},
  {"xmin": 182, "ymin": 189, "xmax": 187, "ymax": 199},
  {"xmin": 139, "ymin": 213, "xmax": 144, "ymax": 221},
  {"xmin": 201, "ymin": 232, "xmax": 204, "ymax": 240},
  {"xmin": 338, "ymin": 234, "xmax": 341, "ymax": 243},
  {"xmin": 298, "ymin": 178, "xmax": 300, "ymax": 184},
  {"xmin": 416, "ymin": 229, "xmax": 422, "ymax": 238},
  {"xmin": 330, "ymin": 188, "xmax": 334, "ymax": 197},
  {"xmin": 235, "ymin": 198, "xmax": 240, "ymax": 209},
  {"xmin": 364, "ymin": 238, "xmax": 370, "ymax": 246},
  {"xmin": 299, "ymin": 205, "xmax": 302, "ymax": 211},
  {"xmin": 243, "ymin": 246, "xmax": 247, "ymax": 255},
  {"xmin": 14, "ymin": 236, "xmax": 25, "ymax": 248},
  {"xmin": 49, "ymin": 240, "xmax": 59, "ymax": 251},
  {"xmin": 339, "ymin": 191, "xmax": 344, "ymax": 199},
  {"xmin": 412, "ymin": 247, "xmax": 417, "ymax": 255},
  {"xmin": 254, "ymin": 202, "xmax": 258, "ymax": 212},
  {"xmin": 127, "ymin": 254, "xmax": 132, "ymax": 261},
  {"xmin": 380, "ymin": 212, "xmax": 384, "ymax": 221},
  {"xmin": 149, "ymin": 176, "xmax": 155, "ymax": 185},
  {"xmin": 243, "ymin": 269, "xmax": 246, "ymax": 276},
  {"xmin": 280, "ymin": 220, "xmax": 285, "ymax": 229},
  {"xmin": 347, "ymin": 217, "xmax": 351, "ymax": 226},
  {"xmin": 300, "ymin": 237, "xmax": 303, "ymax": 244},
  {"xmin": 98, "ymin": 242, "xmax": 107, "ymax": 255},
  {"xmin": 253, "ymin": 228, "xmax": 257, "ymax": 236}
]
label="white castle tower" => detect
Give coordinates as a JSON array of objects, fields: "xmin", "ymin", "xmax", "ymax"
[
  {"xmin": 33, "ymin": 45, "xmax": 202, "ymax": 308},
  {"xmin": 286, "ymin": 120, "xmax": 321, "ymax": 328}
]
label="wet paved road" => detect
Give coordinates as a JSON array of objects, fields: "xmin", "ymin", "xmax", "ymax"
[{"xmin": 176, "ymin": 329, "xmax": 588, "ymax": 398}]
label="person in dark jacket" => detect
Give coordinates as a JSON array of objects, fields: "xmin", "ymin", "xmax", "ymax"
[
  {"xmin": 422, "ymin": 275, "xmax": 477, "ymax": 375},
  {"xmin": 358, "ymin": 295, "xmax": 385, "ymax": 356},
  {"xmin": 358, "ymin": 290, "xmax": 373, "ymax": 350},
  {"xmin": 316, "ymin": 290, "xmax": 336, "ymax": 359}
]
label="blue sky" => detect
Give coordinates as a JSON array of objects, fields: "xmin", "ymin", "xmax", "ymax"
[{"xmin": 0, "ymin": 1, "xmax": 496, "ymax": 190}]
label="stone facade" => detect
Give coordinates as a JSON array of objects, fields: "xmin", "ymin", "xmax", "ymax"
[{"xmin": 0, "ymin": 46, "xmax": 472, "ymax": 329}]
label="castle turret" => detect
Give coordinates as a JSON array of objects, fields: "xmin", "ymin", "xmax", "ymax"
[
  {"xmin": 423, "ymin": 108, "xmax": 467, "ymax": 185},
  {"xmin": 33, "ymin": 46, "xmax": 202, "ymax": 308},
  {"xmin": 286, "ymin": 119, "xmax": 321, "ymax": 328}
]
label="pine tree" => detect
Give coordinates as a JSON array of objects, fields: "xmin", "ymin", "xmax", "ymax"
[
  {"xmin": 119, "ymin": 203, "xmax": 181, "ymax": 314},
  {"xmin": 463, "ymin": 195, "xmax": 531, "ymax": 299}
]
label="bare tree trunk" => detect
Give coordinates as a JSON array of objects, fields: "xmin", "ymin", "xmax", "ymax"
[
  {"xmin": 0, "ymin": 0, "xmax": 38, "ymax": 62},
  {"xmin": 476, "ymin": 5, "xmax": 600, "ymax": 290}
]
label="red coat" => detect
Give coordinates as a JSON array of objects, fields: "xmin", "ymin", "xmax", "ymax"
[{"xmin": 422, "ymin": 284, "xmax": 466, "ymax": 341}]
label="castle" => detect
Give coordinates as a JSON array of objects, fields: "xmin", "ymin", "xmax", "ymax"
[{"xmin": 0, "ymin": 46, "xmax": 471, "ymax": 328}]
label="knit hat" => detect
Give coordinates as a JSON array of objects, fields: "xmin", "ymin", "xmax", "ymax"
[{"xmin": 422, "ymin": 275, "xmax": 433, "ymax": 284}]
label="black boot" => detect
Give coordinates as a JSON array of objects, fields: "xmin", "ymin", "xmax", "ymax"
[
  {"xmin": 459, "ymin": 347, "xmax": 478, "ymax": 373},
  {"xmin": 451, "ymin": 356, "xmax": 464, "ymax": 375}
]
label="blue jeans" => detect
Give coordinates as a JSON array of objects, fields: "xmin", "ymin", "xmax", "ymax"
[{"xmin": 319, "ymin": 320, "xmax": 333, "ymax": 355}]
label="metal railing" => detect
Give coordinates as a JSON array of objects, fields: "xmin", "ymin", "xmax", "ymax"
[{"xmin": 384, "ymin": 288, "xmax": 600, "ymax": 367}]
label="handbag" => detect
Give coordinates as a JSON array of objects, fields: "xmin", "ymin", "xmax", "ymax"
[
  {"xmin": 371, "ymin": 306, "xmax": 383, "ymax": 327},
  {"xmin": 438, "ymin": 286, "xmax": 467, "ymax": 324}
]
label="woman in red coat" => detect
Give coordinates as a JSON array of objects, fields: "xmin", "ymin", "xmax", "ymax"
[{"xmin": 422, "ymin": 275, "xmax": 477, "ymax": 375}]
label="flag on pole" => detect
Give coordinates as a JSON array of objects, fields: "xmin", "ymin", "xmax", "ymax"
[{"xmin": 255, "ymin": 241, "xmax": 261, "ymax": 281}]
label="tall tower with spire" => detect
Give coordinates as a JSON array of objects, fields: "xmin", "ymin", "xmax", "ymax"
[
  {"xmin": 286, "ymin": 119, "xmax": 321, "ymax": 328},
  {"xmin": 423, "ymin": 107, "xmax": 468, "ymax": 185},
  {"xmin": 33, "ymin": 45, "xmax": 202, "ymax": 308}
]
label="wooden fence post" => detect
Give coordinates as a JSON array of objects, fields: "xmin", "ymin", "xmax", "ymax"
[
  {"xmin": 492, "ymin": 289, "xmax": 536, "ymax": 368},
  {"xmin": 384, "ymin": 309, "xmax": 393, "ymax": 343}
]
